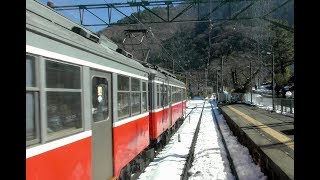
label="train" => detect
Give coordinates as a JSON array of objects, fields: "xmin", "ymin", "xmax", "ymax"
[{"xmin": 26, "ymin": 0, "xmax": 186, "ymax": 179}]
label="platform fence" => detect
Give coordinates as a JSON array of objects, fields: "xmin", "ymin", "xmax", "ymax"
[{"xmin": 216, "ymin": 92, "xmax": 294, "ymax": 115}]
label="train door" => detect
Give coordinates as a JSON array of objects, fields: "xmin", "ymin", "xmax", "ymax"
[
  {"xmin": 181, "ymin": 88, "xmax": 184, "ymax": 117},
  {"xmin": 168, "ymin": 85, "xmax": 172, "ymax": 127},
  {"xmin": 91, "ymin": 70, "xmax": 113, "ymax": 180}
]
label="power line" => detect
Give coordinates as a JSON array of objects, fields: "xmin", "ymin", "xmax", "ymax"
[{"xmin": 129, "ymin": 7, "xmax": 187, "ymax": 74}]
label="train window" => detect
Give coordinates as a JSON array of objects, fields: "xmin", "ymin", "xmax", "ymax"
[
  {"xmin": 169, "ymin": 86, "xmax": 172, "ymax": 103},
  {"xmin": 47, "ymin": 92, "xmax": 82, "ymax": 134},
  {"xmin": 142, "ymin": 82, "xmax": 147, "ymax": 91},
  {"xmin": 172, "ymin": 87, "xmax": 175, "ymax": 103},
  {"xmin": 118, "ymin": 92, "xmax": 130, "ymax": 119},
  {"xmin": 118, "ymin": 75, "xmax": 129, "ymax": 91},
  {"xmin": 26, "ymin": 55, "xmax": 35, "ymax": 87},
  {"xmin": 157, "ymin": 84, "xmax": 160, "ymax": 108},
  {"xmin": 26, "ymin": 92, "xmax": 39, "ymax": 144},
  {"xmin": 164, "ymin": 85, "xmax": 168, "ymax": 106},
  {"xmin": 26, "ymin": 55, "xmax": 40, "ymax": 146},
  {"xmin": 142, "ymin": 92, "xmax": 147, "ymax": 112},
  {"xmin": 45, "ymin": 60, "xmax": 82, "ymax": 136},
  {"xmin": 92, "ymin": 77, "xmax": 108, "ymax": 122},
  {"xmin": 131, "ymin": 78, "xmax": 140, "ymax": 91},
  {"xmin": 117, "ymin": 75, "xmax": 130, "ymax": 119},
  {"xmin": 176, "ymin": 87, "xmax": 178, "ymax": 102},
  {"xmin": 176, "ymin": 88, "xmax": 179, "ymax": 102},
  {"xmin": 176, "ymin": 88, "xmax": 178, "ymax": 102},
  {"xmin": 142, "ymin": 82, "xmax": 147, "ymax": 112},
  {"xmin": 181, "ymin": 89, "xmax": 184, "ymax": 100},
  {"xmin": 26, "ymin": 93, "xmax": 35, "ymax": 140},
  {"xmin": 46, "ymin": 61, "xmax": 80, "ymax": 89},
  {"xmin": 131, "ymin": 92, "xmax": 141, "ymax": 115},
  {"xmin": 131, "ymin": 78, "xmax": 141, "ymax": 115},
  {"xmin": 176, "ymin": 87, "xmax": 179, "ymax": 102},
  {"xmin": 160, "ymin": 84, "xmax": 164, "ymax": 107},
  {"xmin": 182, "ymin": 88, "xmax": 184, "ymax": 101}
]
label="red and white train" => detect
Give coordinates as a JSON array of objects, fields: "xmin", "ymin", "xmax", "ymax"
[{"xmin": 26, "ymin": 0, "xmax": 186, "ymax": 179}]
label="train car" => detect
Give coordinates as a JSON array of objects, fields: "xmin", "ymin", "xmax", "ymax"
[
  {"xmin": 169, "ymin": 75, "xmax": 187, "ymax": 129},
  {"xmin": 118, "ymin": 65, "xmax": 187, "ymax": 178},
  {"xmin": 26, "ymin": 0, "xmax": 150, "ymax": 179},
  {"xmin": 146, "ymin": 65, "xmax": 186, "ymax": 147},
  {"xmin": 26, "ymin": 0, "xmax": 187, "ymax": 179}
]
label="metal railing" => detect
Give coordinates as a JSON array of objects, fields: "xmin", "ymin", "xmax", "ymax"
[{"xmin": 217, "ymin": 92, "xmax": 294, "ymax": 115}]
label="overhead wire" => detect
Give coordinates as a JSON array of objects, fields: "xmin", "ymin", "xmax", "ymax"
[
  {"xmin": 162, "ymin": 5, "xmax": 190, "ymax": 73},
  {"xmin": 127, "ymin": 3, "xmax": 223, "ymax": 86},
  {"xmin": 129, "ymin": 6, "xmax": 187, "ymax": 74}
]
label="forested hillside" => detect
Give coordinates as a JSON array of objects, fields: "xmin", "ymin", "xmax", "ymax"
[{"xmin": 99, "ymin": 0, "xmax": 293, "ymax": 97}]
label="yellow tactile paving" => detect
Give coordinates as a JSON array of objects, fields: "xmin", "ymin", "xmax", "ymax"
[{"xmin": 227, "ymin": 106, "xmax": 294, "ymax": 150}]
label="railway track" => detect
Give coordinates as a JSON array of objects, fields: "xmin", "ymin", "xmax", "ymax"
[
  {"xmin": 181, "ymin": 100, "xmax": 240, "ymax": 180},
  {"xmin": 210, "ymin": 101, "xmax": 239, "ymax": 180},
  {"xmin": 137, "ymin": 100, "xmax": 241, "ymax": 180},
  {"xmin": 131, "ymin": 105, "xmax": 197, "ymax": 180},
  {"xmin": 181, "ymin": 102, "xmax": 205, "ymax": 180}
]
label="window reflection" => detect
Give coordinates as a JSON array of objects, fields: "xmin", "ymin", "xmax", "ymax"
[
  {"xmin": 47, "ymin": 92, "xmax": 82, "ymax": 133},
  {"xmin": 92, "ymin": 77, "xmax": 108, "ymax": 122},
  {"xmin": 26, "ymin": 92, "xmax": 37, "ymax": 141},
  {"xmin": 131, "ymin": 92, "xmax": 140, "ymax": 115},
  {"xmin": 46, "ymin": 61, "xmax": 80, "ymax": 89},
  {"xmin": 118, "ymin": 75, "xmax": 129, "ymax": 91},
  {"xmin": 118, "ymin": 92, "xmax": 130, "ymax": 119},
  {"xmin": 26, "ymin": 55, "xmax": 35, "ymax": 87},
  {"xmin": 131, "ymin": 78, "xmax": 140, "ymax": 91}
]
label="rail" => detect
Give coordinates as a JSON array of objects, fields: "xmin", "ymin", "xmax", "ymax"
[
  {"xmin": 210, "ymin": 100, "xmax": 239, "ymax": 180},
  {"xmin": 181, "ymin": 102, "xmax": 205, "ymax": 180}
]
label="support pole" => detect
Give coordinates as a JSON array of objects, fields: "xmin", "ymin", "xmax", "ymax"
[
  {"xmin": 221, "ymin": 56, "xmax": 223, "ymax": 92},
  {"xmin": 216, "ymin": 70, "xmax": 219, "ymax": 102},
  {"xmin": 272, "ymin": 49, "xmax": 275, "ymax": 111},
  {"xmin": 250, "ymin": 60, "xmax": 252, "ymax": 105}
]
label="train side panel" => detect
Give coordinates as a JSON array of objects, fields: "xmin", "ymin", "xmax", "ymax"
[
  {"xmin": 149, "ymin": 107, "xmax": 170, "ymax": 139},
  {"xmin": 113, "ymin": 114, "xmax": 149, "ymax": 177},
  {"xmin": 171, "ymin": 102, "xmax": 182, "ymax": 126},
  {"xmin": 26, "ymin": 132, "xmax": 92, "ymax": 180}
]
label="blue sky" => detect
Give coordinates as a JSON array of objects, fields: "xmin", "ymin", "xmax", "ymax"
[{"xmin": 38, "ymin": 0, "xmax": 141, "ymax": 32}]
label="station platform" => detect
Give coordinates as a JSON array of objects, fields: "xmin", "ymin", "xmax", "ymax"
[{"xmin": 219, "ymin": 103, "xmax": 294, "ymax": 180}]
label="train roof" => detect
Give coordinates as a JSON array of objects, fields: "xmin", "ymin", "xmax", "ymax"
[
  {"xmin": 142, "ymin": 63, "xmax": 175, "ymax": 78},
  {"xmin": 26, "ymin": 0, "xmax": 147, "ymax": 73},
  {"xmin": 143, "ymin": 63, "xmax": 185, "ymax": 87}
]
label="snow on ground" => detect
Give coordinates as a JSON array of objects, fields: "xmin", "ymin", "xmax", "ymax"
[
  {"xmin": 211, "ymin": 101, "xmax": 267, "ymax": 180},
  {"xmin": 188, "ymin": 101, "xmax": 234, "ymax": 180},
  {"xmin": 138, "ymin": 100, "xmax": 204, "ymax": 180},
  {"xmin": 139, "ymin": 99, "xmax": 266, "ymax": 180},
  {"xmin": 256, "ymin": 105, "xmax": 294, "ymax": 117}
]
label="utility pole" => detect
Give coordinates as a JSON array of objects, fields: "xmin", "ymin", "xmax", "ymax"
[
  {"xmin": 257, "ymin": 43, "xmax": 260, "ymax": 88},
  {"xmin": 205, "ymin": 67, "xmax": 208, "ymax": 96},
  {"xmin": 173, "ymin": 58, "xmax": 174, "ymax": 74},
  {"xmin": 221, "ymin": 56, "xmax": 223, "ymax": 92},
  {"xmin": 206, "ymin": 20, "xmax": 212, "ymax": 97},
  {"xmin": 205, "ymin": 0, "xmax": 212, "ymax": 98},
  {"xmin": 250, "ymin": 60, "xmax": 252, "ymax": 105},
  {"xmin": 267, "ymin": 47, "xmax": 275, "ymax": 111},
  {"xmin": 216, "ymin": 69, "xmax": 219, "ymax": 102},
  {"xmin": 272, "ymin": 49, "xmax": 275, "ymax": 111}
]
